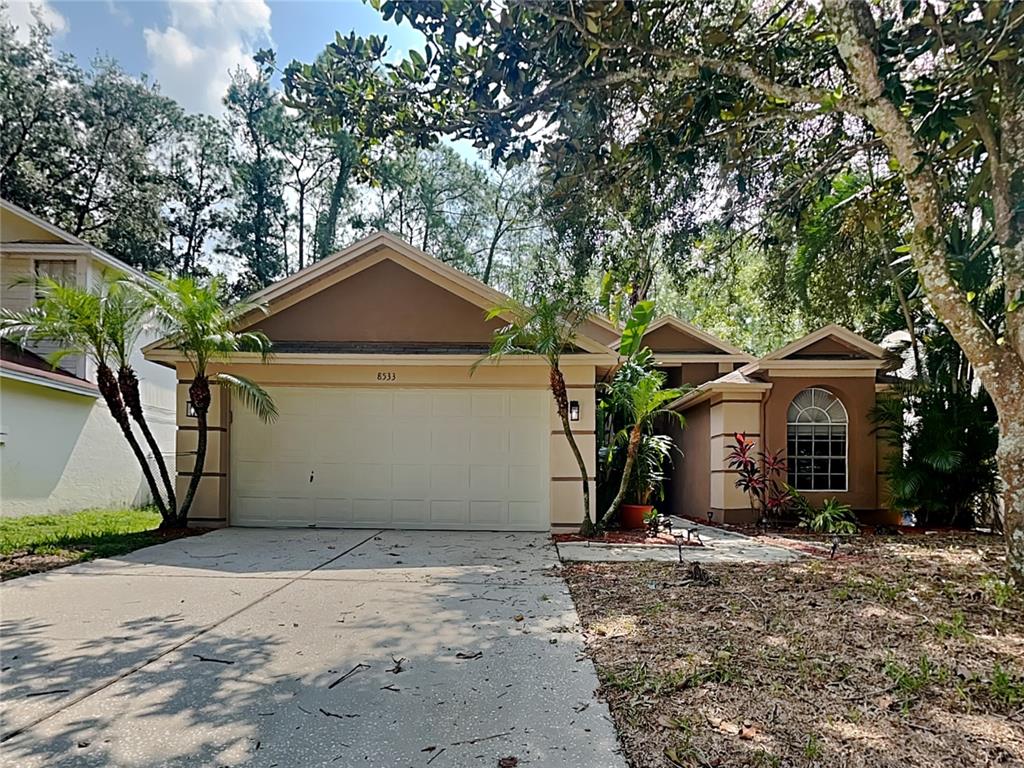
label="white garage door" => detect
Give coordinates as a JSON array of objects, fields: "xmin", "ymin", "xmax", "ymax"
[{"xmin": 231, "ymin": 387, "xmax": 550, "ymax": 530}]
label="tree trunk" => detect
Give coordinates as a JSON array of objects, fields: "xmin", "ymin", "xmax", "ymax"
[
  {"xmin": 175, "ymin": 374, "xmax": 211, "ymax": 526},
  {"xmin": 96, "ymin": 364, "xmax": 169, "ymax": 522},
  {"xmin": 550, "ymin": 366, "xmax": 595, "ymax": 536},
  {"xmin": 826, "ymin": 0, "xmax": 1024, "ymax": 586},
  {"xmin": 600, "ymin": 425, "xmax": 641, "ymax": 528},
  {"xmin": 997, "ymin": 415, "xmax": 1024, "ymax": 587},
  {"xmin": 297, "ymin": 185, "xmax": 306, "ymax": 271},
  {"xmin": 118, "ymin": 365, "xmax": 176, "ymax": 513}
]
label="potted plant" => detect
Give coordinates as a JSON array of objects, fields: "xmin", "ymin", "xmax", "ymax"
[
  {"xmin": 599, "ymin": 366, "xmax": 686, "ymax": 529},
  {"xmin": 620, "ymin": 432, "xmax": 676, "ymax": 529}
]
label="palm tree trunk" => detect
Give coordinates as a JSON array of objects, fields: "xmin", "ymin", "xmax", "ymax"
[
  {"xmin": 118, "ymin": 366, "xmax": 176, "ymax": 513},
  {"xmin": 96, "ymin": 364, "xmax": 169, "ymax": 522},
  {"xmin": 600, "ymin": 425, "xmax": 641, "ymax": 527},
  {"xmin": 550, "ymin": 367, "xmax": 595, "ymax": 536},
  {"xmin": 176, "ymin": 374, "xmax": 211, "ymax": 526}
]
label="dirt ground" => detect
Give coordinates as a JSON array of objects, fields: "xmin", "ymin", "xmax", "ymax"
[{"xmin": 563, "ymin": 534, "xmax": 1023, "ymax": 768}]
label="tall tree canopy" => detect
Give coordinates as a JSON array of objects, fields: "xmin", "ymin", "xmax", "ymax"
[{"xmin": 285, "ymin": 0, "xmax": 1024, "ymax": 581}]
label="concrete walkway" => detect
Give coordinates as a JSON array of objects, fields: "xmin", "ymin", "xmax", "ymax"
[
  {"xmin": 0, "ymin": 529, "xmax": 624, "ymax": 768},
  {"xmin": 556, "ymin": 518, "xmax": 804, "ymax": 563}
]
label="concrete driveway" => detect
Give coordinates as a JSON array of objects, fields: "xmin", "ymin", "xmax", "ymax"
[{"xmin": 0, "ymin": 529, "xmax": 624, "ymax": 767}]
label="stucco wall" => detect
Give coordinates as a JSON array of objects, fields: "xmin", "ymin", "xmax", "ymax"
[
  {"xmin": 643, "ymin": 325, "xmax": 718, "ymax": 353},
  {"xmin": 252, "ymin": 259, "xmax": 506, "ymax": 343},
  {"xmin": 668, "ymin": 401, "xmax": 710, "ymax": 520},
  {"xmin": 0, "ymin": 379, "xmax": 175, "ymax": 516},
  {"xmin": 762, "ymin": 375, "xmax": 880, "ymax": 511}
]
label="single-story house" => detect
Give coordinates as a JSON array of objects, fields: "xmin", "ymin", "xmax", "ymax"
[
  {"xmin": 143, "ymin": 231, "xmax": 895, "ymax": 530},
  {"xmin": 0, "ymin": 198, "xmax": 177, "ymax": 516}
]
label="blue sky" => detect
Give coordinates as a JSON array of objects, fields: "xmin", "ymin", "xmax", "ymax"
[{"xmin": 6, "ymin": 0, "xmax": 424, "ymax": 114}]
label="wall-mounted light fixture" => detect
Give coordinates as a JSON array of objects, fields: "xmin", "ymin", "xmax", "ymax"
[
  {"xmin": 569, "ymin": 400, "xmax": 580, "ymax": 422},
  {"xmin": 186, "ymin": 402, "xmax": 197, "ymax": 418}
]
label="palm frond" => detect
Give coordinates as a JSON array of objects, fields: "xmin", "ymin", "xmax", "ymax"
[{"xmin": 215, "ymin": 373, "xmax": 278, "ymax": 423}]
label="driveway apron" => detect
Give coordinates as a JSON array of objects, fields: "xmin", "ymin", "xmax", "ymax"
[{"xmin": 0, "ymin": 528, "xmax": 625, "ymax": 768}]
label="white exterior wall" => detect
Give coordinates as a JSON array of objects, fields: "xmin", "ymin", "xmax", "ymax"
[
  {"xmin": 0, "ymin": 378, "xmax": 175, "ymax": 516},
  {"xmin": 0, "ymin": 244, "xmax": 178, "ymax": 517}
]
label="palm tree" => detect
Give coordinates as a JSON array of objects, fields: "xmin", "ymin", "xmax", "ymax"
[
  {"xmin": 480, "ymin": 294, "xmax": 598, "ymax": 536},
  {"xmin": 136, "ymin": 274, "xmax": 277, "ymax": 526},
  {"xmin": 0, "ymin": 274, "xmax": 172, "ymax": 521},
  {"xmin": 599, "ymin": 368, "xmax": 686, "ymax": 527},
  {"xmin": 103, "ymin": 280, "xmax": 177, "ymax": 514}
]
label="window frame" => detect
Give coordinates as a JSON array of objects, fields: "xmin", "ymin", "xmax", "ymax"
[
  {"xmin": 33, "ymin": 258, "xmax": 79, "ymax": 298},
  {"xmin": 786, "ymin": 387, "xmax": 849, "ymax": 493}
]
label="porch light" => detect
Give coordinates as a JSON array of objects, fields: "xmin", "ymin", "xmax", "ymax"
[
  {"xmin": 186, "ymin": 401, "xmax": 197, "ymax": 418},
  {"xmin": 569, "ymin": 401, "xmax": 580, "ymax": 421}
]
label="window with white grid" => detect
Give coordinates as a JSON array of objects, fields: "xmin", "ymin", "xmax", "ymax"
[{"xmin": 786, "ymin": 387, "xmax": 848, "ymax": 492}]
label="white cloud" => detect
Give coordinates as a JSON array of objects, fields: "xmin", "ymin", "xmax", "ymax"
[
  {"xmin": 143, "ymin": 0, "xmax": 272, "ymax": 115},
  {"xmin": 6, "ymin": 0, "xmax": 68, "ymax": 42}
]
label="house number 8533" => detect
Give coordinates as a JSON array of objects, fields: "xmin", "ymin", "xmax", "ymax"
[{"xmin": 376, "ymin": 371, "xmax": 397, "ymax": 381}]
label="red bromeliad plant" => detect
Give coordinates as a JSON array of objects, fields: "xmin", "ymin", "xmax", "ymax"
[{"xmin": 726, "ymin": 432, "xmax": 792, "ymax": 527}]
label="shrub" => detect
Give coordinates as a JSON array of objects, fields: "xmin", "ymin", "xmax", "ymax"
[
  {"xmin": 795, "ymin": 495, "xmax": 858, "ymax": 534},
  {"xmin": 727, "ymin": 433, "xmax": 792, "ymax": 526}
]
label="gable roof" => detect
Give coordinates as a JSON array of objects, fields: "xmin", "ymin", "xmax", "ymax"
[
  {"xmin": 629, "ymin": 315, "xmax": 751, "ymax": 357},
  {"xmin": 761, "ymin": 324, "xmax": 886, "ymax": 361},
  {"xmin": 0, "ymin": 197, "xmax": 155, "ymax": 285},
  {"xmin": 145, "ymin": 231, "xmax": 617, "ymax": 358}
]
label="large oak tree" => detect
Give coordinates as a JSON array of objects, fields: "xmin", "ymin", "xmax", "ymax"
[{"xmin": 285, "ymin": 0, "xmax": 1024, "ymax": 582}]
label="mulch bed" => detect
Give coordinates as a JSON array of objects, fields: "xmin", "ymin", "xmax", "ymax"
[
  {"xmin": 0, "ymin": 526, "xmax": 207, "ymax": 580},
  {"xmin": 563, "ymin": 534, "xmax": 1023, "ymax": 768}
]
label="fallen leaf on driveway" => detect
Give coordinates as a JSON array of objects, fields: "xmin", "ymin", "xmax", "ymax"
[
  {"xmin": 498, "ymin": 758, "xmax": 518, "ymax": 767},
  {"xmin": 456, "ymin": 651, "xmax": 483, "ymax": 660}
]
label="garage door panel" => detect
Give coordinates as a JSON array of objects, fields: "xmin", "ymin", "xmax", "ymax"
[
  {"xmin": 313, "ymin": 498, "xmax": 352, "ymax": 525},
  {"xmin": 430, "ymin": 500, "xmax": 468, "ymax": 523},
  {"xmin": 231, "ymin": 386, "xmax": 550, "ymax": 530},
  {"xmin": 470, "ymin": 427, "xmax": 508, "ymax": 459},
  {"xmin": 430, "ymin": 464, "xmax": 469, "ymax": 496},
  {"xmin": 510, "ymin": 391, "xmax": 545, "ymax": 419},
  {"xmin": 235, "ymin": 461, "xmax": 309, "ymax": 496},
  {"xmin": 471, "ymin": 391, "xmax": 507, "ymax": 418},
  {"xmin": 392, "ymin": 499, "xmax": 429, "ymax": 523},
  {"xmin": 352, "ymin": 498, "xmax": 391, "ymax": 524},
  {"xmin": 393, "ymin": 464, "xmax": 428, "ymax": 495},
  {"xmin": 509, "ymin": 464, "xmax": 546, "ymax": 500},
  {"xmin": 470, "ymin": 500, "xmax": 505, "ymax": 525},
  {"xmin": 432, "ymin": 427, "xmax": 471, "ymax": 459},
  {"xmin": 509, "ymin": 427, "xmax": 546, "ymax": 458},
  {"xmin": 470, "ymin": 464, "xmax": 508, "ymax": 497},
  {"xmin": 431, "ymin": 391, "xmax": 466, "ymax": 417},
  {"xmin": 392, "ymin": 424, "xmax": 431, "ymax": 459},
  {"xmin": 393, "ymin": 391, "xmax": 430, "ymax": 417},
  {"xmin": 347, "ymin": 463, "xmax": 392, "ymax": 496},
  {"xmin": 509, "ymin": 501, "xmax": 545, "ymax": 526},
  {"xmin": 234, "ymin": 496, "xmax": 312, "ymax": 527}
]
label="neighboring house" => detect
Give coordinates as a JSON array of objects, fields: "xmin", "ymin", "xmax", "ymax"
[
  {"xmin": 0, "ymin": 198, "xmax": 177, "ymax": 517},
  {"xmin": 143, "ymin": 231, "xmax": 894, "ymax": 531}
]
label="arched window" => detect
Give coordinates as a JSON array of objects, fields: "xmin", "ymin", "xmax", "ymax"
[{"xmin": 787, "ymin": 387, "xmax": 847, "ymax": 491}]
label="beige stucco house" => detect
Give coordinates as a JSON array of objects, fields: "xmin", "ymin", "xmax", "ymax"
[
  {"xmin": 0, "ymin": 199, "xmax": 177, "ymax": 516},
  {"xmin": 144, "ymin": 232, "xmax": 896, "ymax": 531}
]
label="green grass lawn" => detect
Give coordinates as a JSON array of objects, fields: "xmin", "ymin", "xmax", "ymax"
[{"xmin": 0, "ymin": 507, "xmax": 167, "ymax": 579}]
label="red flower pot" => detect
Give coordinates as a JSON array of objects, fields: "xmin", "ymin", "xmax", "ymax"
[{"xmin": 620, "ymin": 504, "xmax": 653, "ymax": 530}]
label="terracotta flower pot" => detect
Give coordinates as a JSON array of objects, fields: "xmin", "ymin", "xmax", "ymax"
[{"xmin": 620, "ymin": 503, "xmax": 653, "ymax": 530}]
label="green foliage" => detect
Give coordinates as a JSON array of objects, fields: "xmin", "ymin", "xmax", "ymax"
[
  {"xmin": 221, "ymin": 60, "xmax": 288, "ymax": 294},
  {"xmin": 0, "ymin": 507, "xmax": 162, "ymax": 556},
  {"xmin": 0, "ymin": 507, "xmax": 165, "ymax": 578},
  {"xmin": 135, "ymin": 274, "xmax": 274, "ymax": 421},
  {"xmin": 793, "ymin": 495, "xmax": 858, "ymax": 535},
  {"xmin": 873, "ymin": 382, "xmax": 999, "ymax": 528},
  {"xmin": 1, "ymin": 15, "xmax": 180, "ymax": 270},
  {"xmin": 980, "ymin": 575, "xmax": 1016, "ymax": 609}
]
